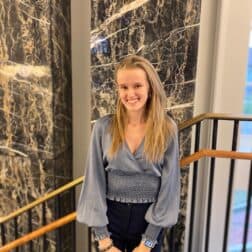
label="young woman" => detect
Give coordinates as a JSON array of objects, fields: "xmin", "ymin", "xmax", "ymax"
[{"xmin": 77, "ymin": 55, "xmax": 180, "ymax": 252}]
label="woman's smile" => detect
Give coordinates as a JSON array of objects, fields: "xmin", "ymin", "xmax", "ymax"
[{"xmin": 126, "ymin": 97, "xmax": 140, "ymax": 104}]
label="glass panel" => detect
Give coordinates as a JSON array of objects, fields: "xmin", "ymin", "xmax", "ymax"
[{"xmin": 228, "ymin": 28, "xmax": 252, "ymax": 252}]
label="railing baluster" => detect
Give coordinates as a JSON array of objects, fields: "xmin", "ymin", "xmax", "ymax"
[
  {"xmin": 222, "ymin": 120, "xmax": 239, "ymax": 252},
  {"xmin": 169, "ymin": 227, "xmax": 176, "ymax": 252},
  {"xmin": 205, "ymin": 119, "xmax": 218, "ymax": 252},
  {"xmin": 28, "ymin": 209, "xmax": 33, "ymax": 252},
  {"xmin": 88, "ymin": 227, "xmax": 92, "ymax": 252},
  {"xmin": 188, "ymin": 122, "xmax": 201, "ymax": 252},
  {"xmin": 42, "ymin": 202, "xmax": 46, "ymax": 252},
  {"xmin": 242, "ymin": 160, "xmax": 252, "ymax": 252},
  {"xmin": 56, "ymin": 194, "xmax": 62, "ymax": 252},
  {"xmin": 72, "ymin": 188, "xmax": 76, "ymax": 252},
  {"xmin": 1, "ymin": 223, "xmax": 6, "ymax": 246},
  {"xmin": 14, "ymin": 217, "xmax": 18, "ymax": 252}
]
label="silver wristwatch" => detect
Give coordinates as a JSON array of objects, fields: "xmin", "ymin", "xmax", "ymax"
[{"xmin": 142, "ymin": 238, "xmax": 157, "ymax": 248}]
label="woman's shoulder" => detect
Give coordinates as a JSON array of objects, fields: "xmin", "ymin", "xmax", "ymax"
[
  {"xmin": 95, "ymin": 114, "xmax": 113, "ymax": 125},
  {"xmin": 93, "ymin": 114, "xmax": 113, "ymax": 132}
]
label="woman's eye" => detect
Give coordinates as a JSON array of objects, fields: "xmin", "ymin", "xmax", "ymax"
[
  {"xmin": 135, "ymin": 84, "xmax": 142, "ymax": 88},
  {"xmin": 119, "ymin": 86, "xmax": 127, "ymax": 90}
]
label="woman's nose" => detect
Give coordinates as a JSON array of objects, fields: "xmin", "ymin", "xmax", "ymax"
[{"xmin": 127, "ymin": 88, "xmax": 135, "ymax": 97}]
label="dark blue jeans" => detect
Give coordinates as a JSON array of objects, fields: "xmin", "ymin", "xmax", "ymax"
[{"xmin": 107, "ymin": 199, "xmax": 163, "ymax": 252}]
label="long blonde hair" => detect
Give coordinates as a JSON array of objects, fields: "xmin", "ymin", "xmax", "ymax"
[{"xmin": 109, "ymin": 55, "xmax": 177, "ymax": 162}]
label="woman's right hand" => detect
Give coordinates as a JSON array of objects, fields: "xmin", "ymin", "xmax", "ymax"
[
  {"xmin": 108, "ymin": 246, "xmax": 122, "ymax": 252},
  {"xmin": 98, "ymin": 237, "xmax": 121, "ymax": 252}
]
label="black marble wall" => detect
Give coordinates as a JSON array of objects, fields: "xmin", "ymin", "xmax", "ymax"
[
  {"xmin": 0, "ymin": 1, "xmax": 73, "ymax": 251},
  {"xmin": 91, "ymin": 0, "xmax": 201, "ymax": 250}
]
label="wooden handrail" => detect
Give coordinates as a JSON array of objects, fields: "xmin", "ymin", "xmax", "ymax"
[
  {"xmin": 178, "ymin": 113, "xmax": 252, "ymax": 130},
  {"xmin": 180, "ymin": 149, "xmax": 252, "ymax": 167},
  {"xmin": 0, "ymin": 177, "xmax": 83, "ymax": 224},
  {"xmin": 1, "ymin": 149, "xmax": 252, "ymax": 251},
  {"xmin": 0, "ymin": 213, "xmax": 76, "ymax": 252}
]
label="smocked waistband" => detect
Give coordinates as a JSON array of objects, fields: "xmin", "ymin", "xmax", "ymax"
[{"xmin": 106, "ymin": 171, "xmax": 161, "ymax": 203}]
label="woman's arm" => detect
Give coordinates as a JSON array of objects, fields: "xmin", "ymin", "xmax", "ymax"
[
  {"xmin": 76, "ymin": 117, "xmax": 110, "ymax": 240},
  {"xmin": 143, "ymin": 130, "xmax": 181, "ymax": 244}
]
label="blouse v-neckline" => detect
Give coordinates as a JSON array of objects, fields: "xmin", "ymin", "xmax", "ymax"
[
  {"xmin": 124, "ymin": 119, "xmax": 146, "ymax": 156},
  {"xmin": 124, "ymin": 137, "xmax": 145, "ymax": 156}
]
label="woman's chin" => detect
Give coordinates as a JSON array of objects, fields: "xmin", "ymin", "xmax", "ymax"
[{"xmin": 124, "ymin": 106, "xmax": 145, "ymax": 113}]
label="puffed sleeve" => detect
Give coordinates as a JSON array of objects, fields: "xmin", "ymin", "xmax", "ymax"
[
  {"xmin": 76, "ymin": 118, "xmax": 110, "ymax": 240},
  {"xmin": 143, "ymin": 129, "xmax": 180, "ymax": 241}
]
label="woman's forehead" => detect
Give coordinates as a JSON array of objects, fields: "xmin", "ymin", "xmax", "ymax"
[{"xmin": 116, "ymin": 67, "xmax": 147, "ymax": 82}]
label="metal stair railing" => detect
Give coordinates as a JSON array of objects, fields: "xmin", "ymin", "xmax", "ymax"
[{"xmin": 0, "ymin": 113, "xmax": 252, "ymax": 252}]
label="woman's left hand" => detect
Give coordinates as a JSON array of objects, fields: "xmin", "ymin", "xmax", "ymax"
[{"xmin": 132, "ymin": 242, "xmax": 151, "ymax": 252}]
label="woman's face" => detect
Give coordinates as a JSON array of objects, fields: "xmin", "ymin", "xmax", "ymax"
[{"xmin": 116, "ymin": 67, "xmax": 150, "ymax": 114}]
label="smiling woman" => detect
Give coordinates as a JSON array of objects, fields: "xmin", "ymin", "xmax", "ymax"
[
  {"xmin": 77, "ymin": 55, "xmax": 180, "ymax": 252},
  {"xmin": 116, "ymin": 68, "xmax": 150, "ymax": 114}
]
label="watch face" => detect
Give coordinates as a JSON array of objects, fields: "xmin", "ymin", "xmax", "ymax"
[{"xmin": 144, "ymin": 240, "xmax": 154, "ymax": 248}]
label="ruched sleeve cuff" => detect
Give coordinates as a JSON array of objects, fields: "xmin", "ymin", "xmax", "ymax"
[
  {"xmin": 143, "ymin": 223, "xmax": 162, "ymax": 241},
  {"xmin": 92, "ymin": 226, "xmax": 110, "ymax": 241}
]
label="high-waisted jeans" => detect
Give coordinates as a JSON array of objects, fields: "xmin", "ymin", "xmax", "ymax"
[{"xmin": 106, "ymin": 199, "xmax": 163, "ymax": 252}]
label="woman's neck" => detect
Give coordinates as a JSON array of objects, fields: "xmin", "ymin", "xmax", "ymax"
[{"xmin": 126, "ymin": 111, "xmax": 146, "ymax": 126}]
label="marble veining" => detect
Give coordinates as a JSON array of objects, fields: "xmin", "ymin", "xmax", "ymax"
[{"xmin": 91, "ymin": 0, "xmax": 201, "ymax": 250}]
